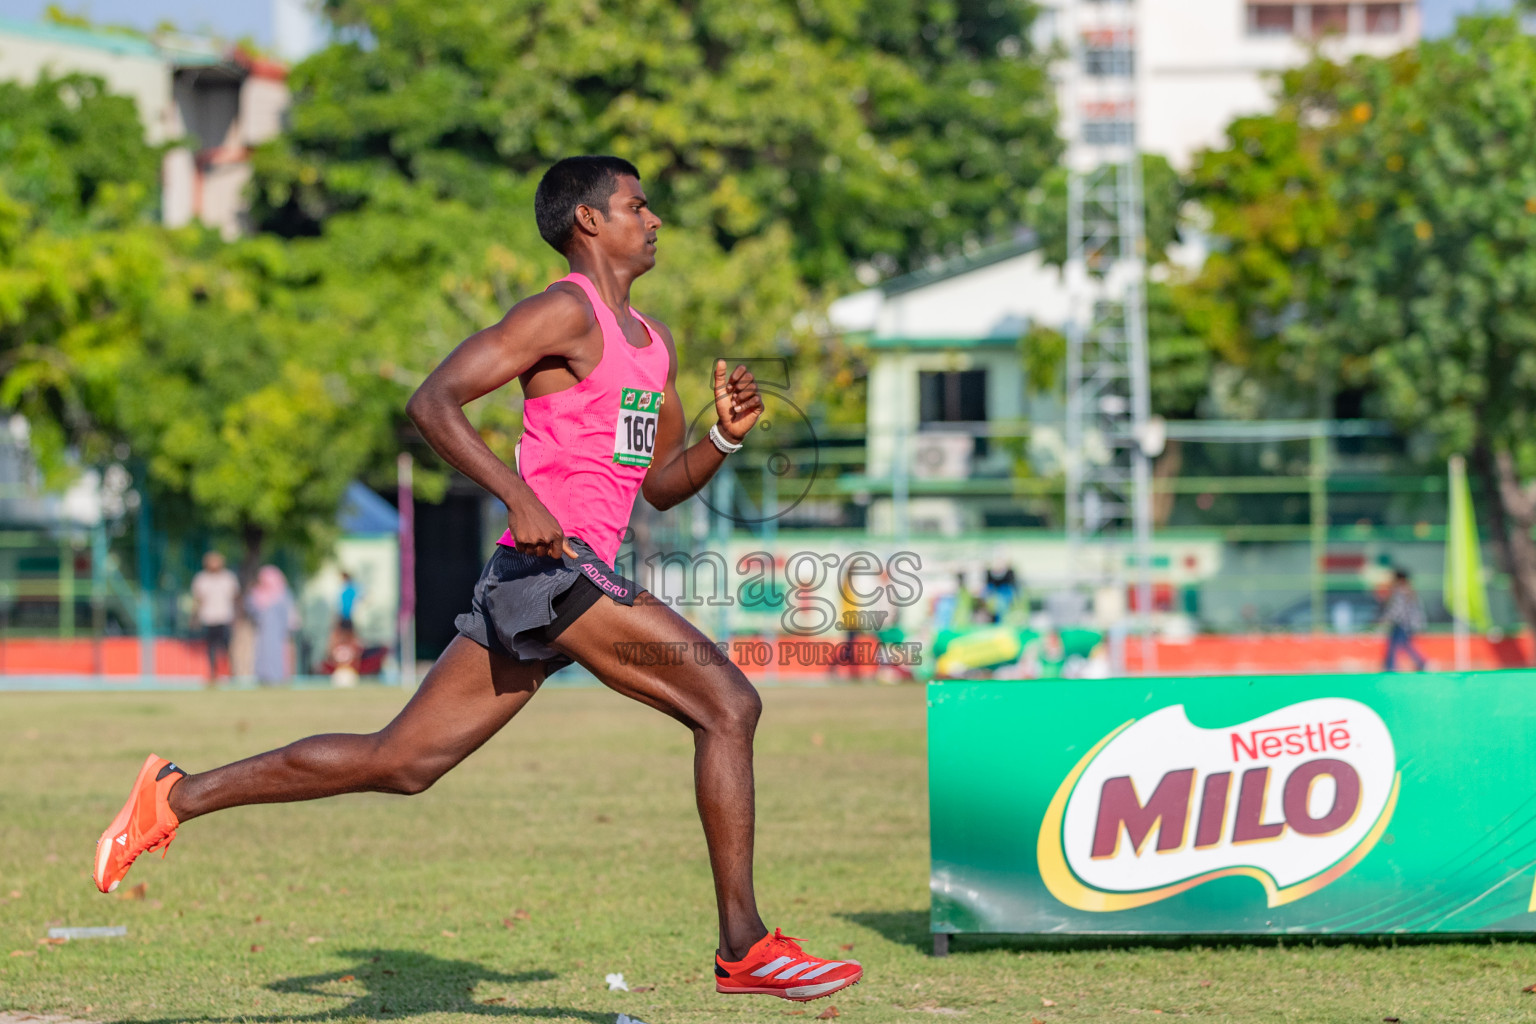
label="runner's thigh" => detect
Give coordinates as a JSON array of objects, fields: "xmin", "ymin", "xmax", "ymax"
[
  {"xmin": 373, "ymin": 634, "xmax": 546, "ymax": 762},
  {"xmin": 550, "ymin": 592, "xmax": 756, "ymax": 730}
]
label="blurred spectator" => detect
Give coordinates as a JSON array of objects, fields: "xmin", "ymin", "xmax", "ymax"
[
  {"xmin": 984, "ymin": 561, "xmax": 1018, "ymax": 623},
  {"xmin": 838, "ymin": 569, "xmax": 871, "ymax": 679},
  {"xmin": 1381, "ymin": 568, "xmax": 1428, "ymax": 672},
  {"xmin": 190, "ymin": 551, "xmax": 240, "ymax": 685},
  {"xmin": 319, "ymin": 621, "xmax": 388, "ymax": 683},
  {"xmin": 870, "ymin": 571, "xmax": 911, "ymax": 684},
  {"xmin": 338, "ymin": 571, "xmax": 360, "ymax": 631},
  {"xmin": 933, "ymin": 571, "xmax": 979, "ymax": 630},
  {"xmin": 325, "ymin": 620, "xmax": 363, "ymax": 688},
  {"xmin": 246, "ymin": 566, "xmax": 299, "ymax": 685}
]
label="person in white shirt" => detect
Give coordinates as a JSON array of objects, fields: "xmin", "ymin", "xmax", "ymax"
[{"xmin": 190, "ymin": 552, "xmax": 240, "ymax": 684}]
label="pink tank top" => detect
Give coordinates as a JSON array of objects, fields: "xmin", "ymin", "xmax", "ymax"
[{"xmin": 498, "ymin": 272, "xmax": 670, "ymax": 565}]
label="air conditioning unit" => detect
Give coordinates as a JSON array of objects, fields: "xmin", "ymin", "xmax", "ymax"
[{"xmin": 911, "ymin": 432, "xmax": 973, "ymax": 480}]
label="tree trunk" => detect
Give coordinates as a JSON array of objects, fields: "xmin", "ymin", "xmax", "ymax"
[
  {"xmin": 1473, "ymin": 440, "xmax": 1536, "ymax": 654},
  {"xmin": 240, "ymin": 523, "xmax": 265, "ymax": 588}
]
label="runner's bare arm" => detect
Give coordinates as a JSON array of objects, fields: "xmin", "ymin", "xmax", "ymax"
[
  {"xmin": 641, "ymin": 322, "xmax": 763, "ymax": 510},
  {"xmin": 406, "ymin": 289, "xmax": 590, "ymax": 559}
]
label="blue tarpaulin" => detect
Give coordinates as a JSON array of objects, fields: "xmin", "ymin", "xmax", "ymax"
[{"xmin": 338, "ymin": 481, "xmax": 399, "ymax": 535}]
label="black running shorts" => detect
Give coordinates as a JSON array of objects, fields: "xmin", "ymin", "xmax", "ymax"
[{"xmin": 454, "ymin": 538, "xmax": 642, "ymax": 675}]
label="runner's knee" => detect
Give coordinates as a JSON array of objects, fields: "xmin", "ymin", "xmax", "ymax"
[
  {"xmin": 380, "ymin": 757, "xmax": 452, "ymax": 796},
  {"xmin": 369, "ymin": 735, "xmax": 456, "ymax": 795},
  {"xmin": 707, "ymin": 672, "xmax": 761, "ymax": 738}
]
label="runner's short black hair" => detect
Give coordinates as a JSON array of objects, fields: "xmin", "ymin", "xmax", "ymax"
[{"xmin": 535, "ymin": 156, "xmax": 640, "ymax": 255}]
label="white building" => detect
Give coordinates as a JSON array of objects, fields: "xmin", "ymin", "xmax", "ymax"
[
  {"xmin": 0, "ymin": 16, "xmax": 289, "ymax": 238},
  {"xmin": 1037, "ymin": 0, "xmax": 1421, "ymax": 169},
  {"xmin": 831, "ymin": 237, "xmax": 1068, "ymax": 534},
  {"xmin": 835, "ymin": 1, "xmax": 1424, "ymax": 535}
]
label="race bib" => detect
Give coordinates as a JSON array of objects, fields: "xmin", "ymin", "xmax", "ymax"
[{"xmin": 613, "ymin": 387, "xmax": 663, "ymax": 467}]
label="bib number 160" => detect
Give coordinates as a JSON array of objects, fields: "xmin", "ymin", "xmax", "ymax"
[
  {"xmin": 622, "ymin": 414, "xmax": 656, "ymax": 455},
  {"xmin": 614, "ymin": 387, "xmax": 664, "ymax": 467}
]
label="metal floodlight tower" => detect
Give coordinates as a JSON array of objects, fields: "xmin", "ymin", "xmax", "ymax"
[{"xmin": 1061, "ymin": 0, "xmax": 1154, "ymax": 672}]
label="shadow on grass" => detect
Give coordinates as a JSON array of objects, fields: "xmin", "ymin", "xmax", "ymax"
[
  {"xmin": 839, "ymin": 909, "xmax": 1075, "ymax": 955},
  {"xmin": 108, "ymin": 948, "xmax": 612, "ymax": 1023},
  {"xmin": 841, "ymin": 910, "xmax": 1536, "ymax": 956}
]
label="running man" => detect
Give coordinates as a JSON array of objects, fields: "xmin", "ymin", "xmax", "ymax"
[{"xmin": 92, "ymin": 156, "xmax": 863, "ymax": 1003}]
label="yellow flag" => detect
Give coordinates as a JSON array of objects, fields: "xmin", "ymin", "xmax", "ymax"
[{"xmin": 1444, "ymin": 456, "xmax": 1490, "ymax": 632}]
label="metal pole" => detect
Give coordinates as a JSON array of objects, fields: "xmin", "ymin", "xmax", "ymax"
[
  {"xmin": 91, "ymin": 524, "xmax": 107, "ymax": 677},
  {"xmin": 761, "ymin": 457, "xmax": 778, "ymax": 550},
  {"xmin": 1125, "ymin": 154, "xmax": 1155, "ymax": 674},
  {"xmin": 135, "ymin": 481, "xmax": 155, "ymax": 677},
  {"xmin": 59, "ymin": 539, "xmax": 74, "ymax": 638},
  {"xmin": 397, "ymin": 452, "xmax": 416, "ymax": 688},
  {"xmin": 1063, "ymin": 0, "xmax": 1152, "ymax": 670},
  {"xmin": 892, "ymin": 350, "xmax": 910, "ymax": 547},
  {"xmin": 712, "ymin": 463, "xmax": 734, "ymax": 643},
  {"xmin": 1309, "ymin": 430, "xmax": 1328, "ymax": 633}
]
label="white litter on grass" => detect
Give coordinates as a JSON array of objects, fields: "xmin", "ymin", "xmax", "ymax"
[
  {"xmin": 47, "ymin": 926, "xmax": 127, "ymax": 940},
  {"xmin": 615, "ymin": 1015, "xmax": 650, "ymax": 1024},
  {"xmin": 605, "ymin": 972, "xmax": 629, "ymax": 992}
]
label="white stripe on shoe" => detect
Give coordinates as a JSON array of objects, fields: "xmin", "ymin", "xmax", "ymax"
[
  {"xmin": 797, "ymin": 961, "xmax": 846, "ymax": 981},
  {"xmin": 775, "ymin": 961, "xmax": 816, "ymax": 979},
  {"xmin": 750, "ymin": 956, "xmax": 797, "ymax": 977}
]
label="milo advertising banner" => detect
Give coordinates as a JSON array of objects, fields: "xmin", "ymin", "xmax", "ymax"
[{"xmin": 929, "ymin": 671, "xmax": 1536, "ymax": 936}]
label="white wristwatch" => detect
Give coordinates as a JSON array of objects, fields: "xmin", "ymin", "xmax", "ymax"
[{"xmin": 709, "ymin": 423, "xmax": 744, "ymax": 454}]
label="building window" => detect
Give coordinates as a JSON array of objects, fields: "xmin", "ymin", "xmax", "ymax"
[
  {"xmin": 1365, "ymin": 3, "xmax": 1402, "ymax": 33},
  {"xmin": 1084, "ymin": 45, "xmax": 1134, "ymax": 77},
  {"xmin": 919, "ymin": 370, "xmax": 988, "ymax": 425},
  {"xmin": 1083, "ymin": 120, "xmax": 1136, "ymax": 146},
  {"xmin": 1309, "ymin": 3, "xmax": 1351, "ymax": 35},
  {"xmin": 1247, "ymin": 4, "xmax": 1296, "ymax": 35}
]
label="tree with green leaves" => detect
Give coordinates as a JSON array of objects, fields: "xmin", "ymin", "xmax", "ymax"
[
  {"xmin": 0, "ymin": 73, "xmax": 164, "ymax": 479},
  {"xmin": 1186, "ymin": 12, "xmax": 1536, "ymax": 639},
  {"xmin": 253, "ymin": 0, "xmax": 1061, "ymax": 418},
  {"xmin": 112, "ymin": 233, "xmax": 410, "ymax": 574},
  {"xmin": 1025, "ymin": 153, "xmax": 1188, "ymax": 270},
  {"xmin": 0, "ymin": 72, "xmax": 420, "ymax": 572},
  {"xmin": 5, "ymin": 2, "xmax": 1066, "ymax": 572}
]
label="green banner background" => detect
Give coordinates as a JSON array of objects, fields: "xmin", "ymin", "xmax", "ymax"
[{"xmin": 929, "ymin": 671, "xmax": 1536, "ymax": 935}]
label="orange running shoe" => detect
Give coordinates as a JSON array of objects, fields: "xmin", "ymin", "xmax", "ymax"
[
  {"xmin": 93, "ymin": 754, "xmax": 185, "ymax": 894},
  {"xmin": 715, "ymin": 928, "xmax": 863, "ymax": 1001}
]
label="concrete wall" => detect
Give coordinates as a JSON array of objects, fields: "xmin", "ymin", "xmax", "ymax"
[
  {"xmin": 0, "ymin": 28, "xmax": 173, "ymax": 143},
  {"xmin": 239, "ymin": 74, "xmax": 288, "ymax": 146}
]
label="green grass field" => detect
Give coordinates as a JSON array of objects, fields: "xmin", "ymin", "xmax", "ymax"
[{"xmin": 2, "ymin": 685, "xmax": 1534, "ymax": 1023}]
